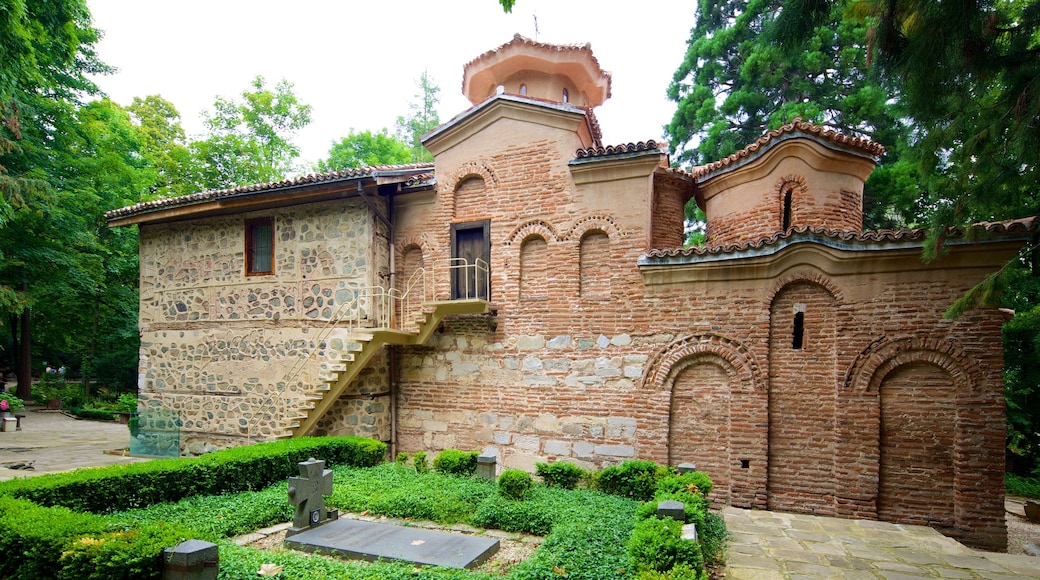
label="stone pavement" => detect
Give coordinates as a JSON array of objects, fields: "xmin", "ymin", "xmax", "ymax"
[
  {"xmin": 0, "ymin": 407, "xmax": 148, "ymax": 480},
  {"xmin": 723, "ymin": 506, "xmax": 1040, "ymax": 579}
]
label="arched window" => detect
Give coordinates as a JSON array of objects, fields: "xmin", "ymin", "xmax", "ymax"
[
  {"xmin": 562, "ymin": 88, "xmax": 569, "ymax": 103},
  {"xmin": 519, "ymin": 83, "xmax": 527, "ymax": 96}
]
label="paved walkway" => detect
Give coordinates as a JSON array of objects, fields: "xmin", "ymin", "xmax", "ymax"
[
  {"xmin": 0, "ymin": 407, "xmax": 147, "ymax": 480},
  {"xmin": 724, "ymin": 506, "xmax": 1040, "ymax": 579}
]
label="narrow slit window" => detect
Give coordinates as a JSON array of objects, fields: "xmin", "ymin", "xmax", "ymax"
[
  {"xmin": 562, "ymin": 88, "xmax": 569, "ymax": 103},
  {"xmin": 782, "ymin": 188, "xmax": 793, "ymax": 231},
  {"xmin": 519, "ymin": 83, "xmax": 527, "ymax": 96},
  {"xmin": 792, "ymin": 311, "xmax": 805, "ymax": 349},
  {"xmin": 246, "ymin": 218, "xmax": 274, "ymax": 275}
]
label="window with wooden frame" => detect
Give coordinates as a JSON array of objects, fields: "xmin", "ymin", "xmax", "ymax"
[{"xmin": 245, "ymin": 218, "xmax": 274, "ymax": 275}]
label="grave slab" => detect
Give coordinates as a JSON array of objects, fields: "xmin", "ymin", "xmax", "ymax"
[{"xmin": 284, "ymin": 517, "xmax": 500, "ymax": 569}]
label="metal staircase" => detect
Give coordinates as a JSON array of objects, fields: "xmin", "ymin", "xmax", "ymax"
[{"xmin": 254, "ymin": 259, "xmax": 491, "ymax": 440}]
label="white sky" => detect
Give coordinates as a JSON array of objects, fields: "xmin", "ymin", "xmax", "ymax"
[{"xmin": 86, "ymin": 0, "xmax": 696, "ymax": 170}]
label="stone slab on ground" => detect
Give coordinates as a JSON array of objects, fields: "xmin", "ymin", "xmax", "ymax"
[{"xmin": 284, "ymin": 518, "xmax": 500, "ymax": 569}]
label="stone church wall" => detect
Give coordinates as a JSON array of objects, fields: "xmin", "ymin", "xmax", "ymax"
[{"xmin": 137, "ymin": 199, "xmax": 391, "ymax": 453}]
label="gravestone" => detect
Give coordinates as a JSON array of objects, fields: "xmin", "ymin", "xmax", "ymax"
[
  {"xmin": 163, "ymin": 539, "xmax": 218, "ymax": 580},
  {"xmin": 284, "ymin": 517, "xmax": 500, "ymax": 569},
  {"xmin": 476, "ymin": 454, "xmax": 496, "ymax": 480},
  {"xmin": 677, "ymin": 462, "xmax": 697, "ymax": 473},
  {"xmin": 287, "ymin": 457, "xmax": 338, "ymax": 537},
  {"xmin": 657, "ymin": 500, "xmax": 686, "ymax": 522}
]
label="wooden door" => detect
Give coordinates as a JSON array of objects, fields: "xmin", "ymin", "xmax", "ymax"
[{"xmin": 451, "ymin": 221, "xmax": 489, "ymax": 299}]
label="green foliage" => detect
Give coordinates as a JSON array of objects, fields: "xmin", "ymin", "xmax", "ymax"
[
  {"xmin": 315, "ymin": 129, "xmax": 413, "ymax": 172},
  {"xmin": 0, "ymin": 436, "xmax": 385, "ymax": 513},
  {"xmin": 535, "ymin": 460, "xmax": 587, "ymax": 489},
  {"xmin": 189, "ymin": 76, "xmax": 312, "ymax": 191},
  {"xmin": 0, "ymin": 391, "xmax": 24, "ymax": 412},
  {"xmin": 473, "ymin": 492, "xmax": 555, "ymax": 535},
  {"xmin": 498, "ymin": 469, "xmax": 534, "ymax": 501},
  {"xmin": 329, "ymin": 464, "xmax": 494, "ymax": 524},
  {"xmin": 594, "ymin": 460, "xmax": 669, "ymax": 501},
  {"xmin": 433, "ymin": 449, "xmax": 480, "ymax": 477},
  {"xmin": 112, "ymin": 483, "xmax": 291, "ymax": 539},
  {"xmin": 395, "ymin": 71, "xmax": 441, "ymax": 163},
  {"xmin": 0, "ymin": 495, "xmax": 111, "ymax": 579},
  {"xmin": 412, "ymin": 450, "xmax": 429, "ymax": 473},
  {"xmin": 116, "ymin": 393, "xmax": 138, "ymax": 414},
  {"xmin": 56, "ymin": 522, "xmax": 191, "ymax": 580},
  {"xmin": 627, "ymin": 517, "xmax": 704, "ymax": 577},
  {"xmin": 69, "ymin": 406, "xmax": 115, "ymax": 421},
  {"xmin": 395, "ymin": 451, "xmax": 409, "ymax": 464},
  {"xmin": 656, "ymin": 471, "xmax": 714, "ymax": 498},
  {"xmin": 1007, "ymin": 473, "xmax": 1040, "ymax": 500}
]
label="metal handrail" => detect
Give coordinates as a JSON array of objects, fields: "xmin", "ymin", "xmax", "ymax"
[{"xmin": 247, "ymin": 258, "xmax": 490, "ymax": 440}]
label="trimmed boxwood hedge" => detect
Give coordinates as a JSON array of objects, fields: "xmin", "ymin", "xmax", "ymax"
[
  {"xmin": 0, "ymin": 436, "xmax": 386, "ymax": 579},
  {"xmin": 0, "ymin": 436, "xmax": 385, "ymax": 513}
]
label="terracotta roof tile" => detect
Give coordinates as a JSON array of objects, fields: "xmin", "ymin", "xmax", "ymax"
[
  {"xmin": 575, "ymin": 140, "xmax": 663, "ymax": 159},
  {"xmin": 105, "ymin": 163, "xmax": 434, "ymax": 221},
  {"xmin": 691, "ymin": 118, "xmax": 886, "ymax": 179},
  {"xmin": 645, "ymin": 218, "xmax": 1040, "ymax": 260},
  {"xmin": 462, "ymin": 33, "xmax": 611, "ymax": 99}
]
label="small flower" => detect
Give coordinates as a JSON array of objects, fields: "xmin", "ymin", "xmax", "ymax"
[{"xmin": 1, "ymin": 399, "xmax": 8, "ymax": 411}]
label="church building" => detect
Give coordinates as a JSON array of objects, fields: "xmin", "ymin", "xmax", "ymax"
[{"xmin": 106, "ymin": 35, "xmax": 1033, "ymax": 551}]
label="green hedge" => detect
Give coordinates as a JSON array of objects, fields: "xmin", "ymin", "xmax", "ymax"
[
  {"xmin": 0, "ymin": 495, "xmax": 194, "ymax": 579},
  {"xmin": 0, "ymin": 436, "xmax": 385, "ymax": 513}
]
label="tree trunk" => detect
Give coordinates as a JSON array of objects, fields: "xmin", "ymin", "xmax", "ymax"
[{"xmin": 16, "ymin": 305, "xmax": 30, "ymax": 400}]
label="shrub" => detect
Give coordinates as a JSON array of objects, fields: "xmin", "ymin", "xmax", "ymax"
[
  {"xmin": 657, "ymin": 471, "xmax": 714, "ymax": 498},
  {"xmin": 395, "ymin": 452, "xmax": 409, "ymax": 465},
  {"xmin": 498, "ymin": 469, "xmax": 534, "ymax": 501},
  {"xmin": 0, "ymin": 391, "xmax": 24, "ymax": 412},
  {"xmin": 69, "ymin": 406, "xmax": 116, "ymax": 422},
  {"xmin": 0, "ymin": 436, "xmax": 386, "ymax": 513},
  {"xmin": 1007, "ymin": 473, "xmax": 1040, "ymax": 500},
  {"xmin": 116, "ymin": 393, "xmax": 138, "ymax": 414},
  {"xmin": 472, "ymin": 493, "xmax": 554, "ymax": 535},
  {"xmin": 433, "ymin": 449, "xmax": 479, "ymax": 477},
  {"xmin": 412, "ymin": 450, "xmax": 429, "ymax": 473},
  {"xmin": 535, "ymin": 461, "xmax": 587, "ymax": 489},
  {"xmin": 635, "ymin": 492, "xmax": 710, "ymax": 524},
  {"xmin": 595, "ymin": 460, "xmax": 669, "ymax": 501},
  {"xmin": 628, "ymin": 516, "xmax": 704, "ymax": 576}
]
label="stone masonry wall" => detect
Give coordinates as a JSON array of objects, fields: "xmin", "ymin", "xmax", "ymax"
[{"xmin": 138, "ymin": 198, "xmax": 391, "ymax": 453}]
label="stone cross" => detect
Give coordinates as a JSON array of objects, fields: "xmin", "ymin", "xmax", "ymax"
[{"xmin": 287, "ymin": 457, "xmax": 335, "ymax": 534}]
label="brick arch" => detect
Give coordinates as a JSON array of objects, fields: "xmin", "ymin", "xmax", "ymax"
[
  {"xmin": 766, "ymin": 271, "xmax": 844, "ymax": 304},
  {"xmin": 776, "ymin": 175, "xmax": 807, "ymax": 216},
  {"xmin": 560, "ymin": 215, "xmax": 624, "ymax": 241},
  {"xmin": 642, "ymin": 333, "xmax": 762, "ymax": 393},
  {"xmin": 440, "ymin": 161, "xmax": 497, "ymax": 193},
  {"xmin": 842, "ymin": 336, "xmax": 978, "ymax": 395},
  {"xmin": 503, "ymin": 220, "xmax": 558, "ymax": 246},
  {"xmin": 395, "ymin": 234, "xmax": 435, "ymax": 261}
]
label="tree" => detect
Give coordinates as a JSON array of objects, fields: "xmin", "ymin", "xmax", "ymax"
[
  {"xmin": 126, "ymin": 95, "xmax": 195, "ymax": 198},
  {"xmin": 395, "ymin": 71, "xmax": 441, "ymax": 163},
  {"xmin": 666, "ymin": 0, "xmax": 923, "ymax": 234},
  {"xmin": 774, "ymin": 0, "xmax": 1040, "ymax": 240},
  {"xmin": 0, "ymin": 0, "xmax": 108, "ymax": 398},
  {"xmin": 315, "ymin": 129, "xmax": 413, "ymax": 172},
  {"xmin": 189, "ymin": 76, "xmax": 312, "ymax": 190}
]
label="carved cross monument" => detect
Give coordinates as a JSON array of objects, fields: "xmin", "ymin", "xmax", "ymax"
[{"xmin": 287, "ymin": 457, "xmax": 337, "ymax": 536}]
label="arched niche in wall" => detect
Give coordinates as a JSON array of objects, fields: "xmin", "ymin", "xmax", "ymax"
[
  {"xmin": 519, "ymin": 234, "xmax": 549, "ymax": 301},
  {"xmin": 453, "ymin": 175, "xmax": 487, "ymax": 222},
  {"xmin": 579, "ymin": 230, "xmax": 611, "ymax": 298}
]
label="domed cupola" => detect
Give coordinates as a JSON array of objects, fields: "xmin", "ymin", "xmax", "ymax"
[{"xmin": 462, "ymin": 33, "xmax": 612, "ymax": 110}]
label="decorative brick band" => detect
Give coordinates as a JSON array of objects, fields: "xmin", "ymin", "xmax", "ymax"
[
  {"xmin": 441, "ymin": 161, "xmax": 498, "ymax": 193},
  {"xmin": 642, "ymin": 333, "xmax": 762, "ymax": 393},
  {"xmin": 842, "ymin": 336, "xmax": 978, "ymax": 394},
  {"xmin": 503, "ymin": 220, "xmax": 559, "ymax": 246},
  {"xmin": 767, "ymin": 271, "xmax": 844, "ymax": 304},
  {"xmin": 561, "ymin": 214, "xmax": 624, "ymax": 241}
]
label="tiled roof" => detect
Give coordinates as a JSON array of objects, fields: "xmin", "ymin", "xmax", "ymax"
[
  {"xmin": 462, "ymin": 33, "xmax": 612, "ymax": 99},
  {"xmin": 644, "ymin": 218, "xmax": 1040, "ymax": 261},
  {"xmin": 691, "ymin": 119, "xmax": 886, "ymax": 179},
  {"xmin": 575, "ymin": 140, "xmax": 663, "ymax": 159},
  {"xmin": 105, "ymin": 163, "xmax": 434, "ymax": 221}
]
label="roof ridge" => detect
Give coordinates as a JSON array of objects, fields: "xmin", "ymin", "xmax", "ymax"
[{"xmin": 691, "ymin": 118, "xmax": 885, "ymax": 179}]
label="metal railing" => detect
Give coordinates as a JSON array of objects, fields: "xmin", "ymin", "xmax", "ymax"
[{"xmin": 246, "ymin": 257, "xmax": 490, "ymax": 440}]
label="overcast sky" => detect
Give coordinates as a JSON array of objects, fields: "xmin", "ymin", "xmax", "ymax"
[{"xmin": 86, "ymin": 1, "xmax": 697, "ymax": 169}]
